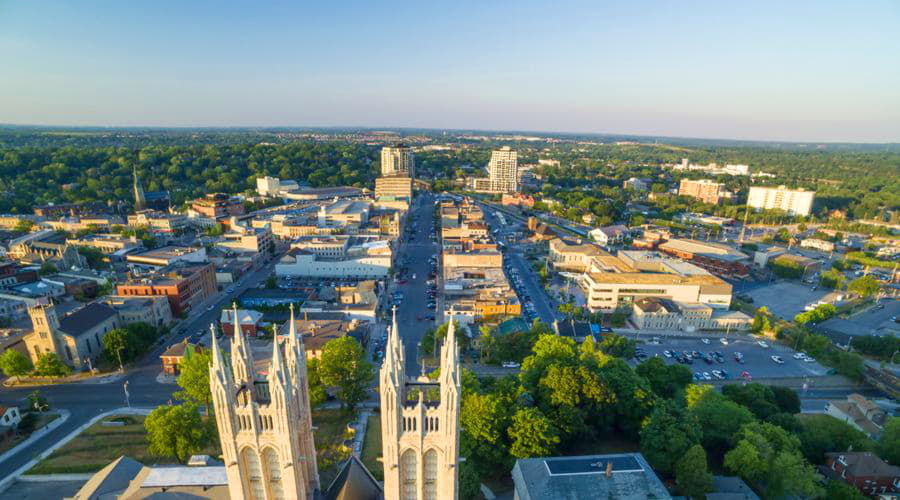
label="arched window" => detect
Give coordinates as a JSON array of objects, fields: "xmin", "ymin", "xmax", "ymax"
[
  {"xmin": 240, "ymin": 448, "xmax": 265, "ymax": 500},
  {"xmin": 424, "ymin": 449, "xmax": 438, "ymax": 500},
  {"xmin": 400, "ymin": 449, "xmax": 417, "ymax": 500},
  {"xmin": 262, "ymin": 447, "xmax": 285, "ymax": 500}
]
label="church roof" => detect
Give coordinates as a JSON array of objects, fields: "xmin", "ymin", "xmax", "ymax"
[
  {"xmin": 324, "ymin": 455, "xmax": 383, "ymax": 500},
  {"xmin": 71, "ymin": 455, "xmax": 144, "ymax": 499}
]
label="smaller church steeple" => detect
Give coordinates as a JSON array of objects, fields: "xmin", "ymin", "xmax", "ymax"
[
  {"xmin": 133, "ymin": 166, "xmax": 146, "ymax": 211},
  {"xmin": 229, "ymin": 302, "xmax": 255, "ymax": 386}
]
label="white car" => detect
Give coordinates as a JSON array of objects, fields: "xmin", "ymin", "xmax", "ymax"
[
  {"xmin": 702, "ymin": 372, "xmax": 712, "ymax": 380},
  {"xmin": 804, "ymin": 357, "xmax": 816, "ymax": 363},
  {"xmin": 719, "ymin": 338, "xmax": 729, "ymax": 345},
  {"xmin": 770, "ymin": 355, "xmax": 785, "ymax": 364},
  {"xmin": 793, "ymin": 352, "xmax": 806, "ymax": 360},
  {"xmin": 663, "ymin": 350, "xmax": 673, "ymax": 358},
  {"xmin": 757, "ymin": 340, "xmax": 770, "ymax": 348},
  {"xmin": 701, "ymin": 338, "xmax": 710, "ymax": 345},
  {"xmin": 501, "ymin": 362, "xmax": 520, "ymax": 369}
]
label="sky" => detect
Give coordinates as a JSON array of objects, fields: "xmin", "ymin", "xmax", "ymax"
[{"xmin": 1, "ymin": 0, "xmax": 899, "ymax": 142}]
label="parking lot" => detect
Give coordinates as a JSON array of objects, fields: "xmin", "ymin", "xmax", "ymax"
[
  {"xmin": 743, "ymin": 281, "xmax": 843, "ymax": 320},
  {"xmin": 632, "ymin": 335, "xmax": 829, "ymax": 381}
]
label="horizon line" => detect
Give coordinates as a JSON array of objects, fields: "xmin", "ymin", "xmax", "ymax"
[{"xmin": 1, "ymin": 122, "xmax": 898, "ymax": 146}]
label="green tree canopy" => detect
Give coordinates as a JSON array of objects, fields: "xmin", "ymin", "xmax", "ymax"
[
  {"xmin": 508, "ymin": 407, "xmax": 560, "ymax": 459},
  {"xmin": 878, "ymin": 417, "xmax": 900, "ymax": 466},
  {"xmin": 848, "ymin": 275, "xmax": 881, "ymax": 298},
  {"xmin": 34, "ymin": 352, "xmax": 71, "ymax": 377},
  {"xmin": 639, "ymin": 401, "xmax": 702, "ymax": 475},
  {"xmin": 0, "ymin": 349, "xmax": 33, "ymax": 381},
  {"xmin": 144, "ymin": 403, "xmax": 210, "ymax": 462},
  {"xmin": 317, "ymin": 336, "xmax": 374, "ymax": 411},
  {"xmin": 675, "ymin": 444, "xmax": 714, "ymax": 498},
  {"xmin": 176, "ymin": 346, "xmax": 213, "ymax": 409},
  {"xmin": 798, "ymin": 414, "xmax": 873, "ymax": 464},
  {"xmin": 635, "ymin": 357, "xmax": 693, "ymax": 399}
]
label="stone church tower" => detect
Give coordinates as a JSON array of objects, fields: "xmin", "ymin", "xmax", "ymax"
[
  {"xmin": 210, "ymin": 303, "xmax": 319, "ymax": 500},
  {"xmin": 380, "ymin": 307, "xmax": 462, "ymax": 500}
]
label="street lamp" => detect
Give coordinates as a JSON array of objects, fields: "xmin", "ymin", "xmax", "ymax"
[
  {"xmin": 116, "ymin": 347, "xmax": 125, "ymax": 373},
  {"xmin": 123, "ymin": 381, "xmax": 131, "ymax": 408}
]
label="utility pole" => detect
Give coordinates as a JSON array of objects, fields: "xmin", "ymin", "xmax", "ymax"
[{"xmin": 123, "ymin": 381, "xmax": 131, "ymax": 408}]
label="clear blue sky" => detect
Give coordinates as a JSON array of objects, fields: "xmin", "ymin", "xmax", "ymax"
[{"xmin": 2, "ymin": 0, "xmax": 898, "ymax": 142}]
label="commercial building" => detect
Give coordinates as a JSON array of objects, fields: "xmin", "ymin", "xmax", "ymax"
[
  {"xmin": 658, "ymin": 238, "xmax": 751, "ymax": 278},
  {"xmin": 374, "ymin": 176, "xmax": 413, "ymax": 201},
  {"xmin": 127, "ymin": 210, "xmax": 188, "ymax": 233},
  {"xmin": 116, "ymin": 262, "xmax": 217, "ymax": 316},
  {"xmin": 488, "ymin": 146, "xmax": 518, "ymax": 194},
  {"xmin": 747, "ymin": 186, "xmax": 815, "ymax": 216},
  {"xmin": 577, "ymin": 250, "xmax": 733, "ymax": 313},
  {"xmin": 548, "ymin": 238, "xmax": 609, "ymax": 273},
  {"xmin": 65, "ymin": 235, "xmax": 141, "ymax": 256},
  {"xmin": 256, "ymin": 176, "xmax": 300, "ymax": 197},
  {"xmin": 275, "ymin": 240, "xmax": 392, "ymax": 279},
  {"xmin": 102, "ymin": 295, "xmax": 173, "ymax": 328},
  {"xmin": 125, "ymin": 246, "xmax": 207, "ymax": 268},
  {"xmin": 190, "ymin": 193, "xmax": 245, "ymax": 220},
  {"xmin": 512, "ymin": 453, "xmax": 671, "ymax": 500},
  {"xmin": 217, "ymin": 227, "xmax": 274, "ymax": 254},
  {"xmin": 501, "ymin": 193, "xmax": 534, "ymax": 208},
  {"xmin": 800, "ymin": 238, "xmax": 835, "ymax": 253},
  {"xmin": 380, "ymin": 144, "xmax": 415, "ymax": 178},
  {"xmin": 631, "ymin": 297, "xmax": 750, "ymax": 332},
  {"xmin": 679, "ymin": 179, "xmax": 728, "ymax": 204},
  {"xmin": 317, "ymin": 200, "xmax": 371, "ymax": 227}
]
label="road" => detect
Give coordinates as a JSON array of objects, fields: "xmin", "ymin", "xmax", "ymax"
[
  {"xmin": 0, "ymin": 252, "xmax": 283, "ymax": 478},
  {"xmin": 392, "ymin": 192, "xmax": 440, "ymax": 374},
  {"xmin": 479, "ymin": 204, "xmax": 560, "ymax": 326}
]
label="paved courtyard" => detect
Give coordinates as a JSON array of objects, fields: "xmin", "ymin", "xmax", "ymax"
[
  {"xmin": 744, "ymin": 281, "xmax": 842, "ymax": 320},
  {"xmin": 633, "ymin": 335, "xmax": 829, "ymax": 381}
]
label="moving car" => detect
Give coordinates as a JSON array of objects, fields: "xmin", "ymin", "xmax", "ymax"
[
  {"xmin": 719, "ymin": 338, "xmax": 729, "ymax": 345},
  {"xmin": 701, "ymin": 338, "xmax": 710, "ymax": 345},
  {"xmin": 501, "ymin": 362, "xmax": 520, "ymax": 368},
  {"xmin": 757, "ymin": 340, "xmax": 769, "ymax": 348},
  {"xmin": 770, "ymin": 355, "xmax": 785, "ymax": 365}
]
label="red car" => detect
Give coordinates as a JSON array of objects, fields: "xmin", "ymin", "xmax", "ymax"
[{"xmin": 397, "ymin": 280, "xmax": 407, "ymax": 285}]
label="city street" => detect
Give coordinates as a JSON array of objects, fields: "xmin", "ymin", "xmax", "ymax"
[{"xmin": 0, "ymin": 252, "xmax": 283, "ymax": 478}]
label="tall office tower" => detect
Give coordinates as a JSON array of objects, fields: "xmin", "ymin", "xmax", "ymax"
[
  {"xmin": 381, "ymin": 144, "xmax": 416, "ymax": 179},
  {"xmin": 679, "ymin": 179, "xmax": 727, "ymax": 204},
  {"xmin": 380, "ymin": 308, "xmax": 461, "ymax": 500},
  {"xmin": 210, "ymin": 303, "xmax": 319, "ymax": 500},
  {"xmin": 747, "ymin": 186, "xmax": 816, "ymax": 216},
  {"xmin": 488, "ymin": 146, "xmax": 518, "ymax": 193},
  {"xmin": 133, "ymin": 167, "xmax": 146, "ymax": 211}
]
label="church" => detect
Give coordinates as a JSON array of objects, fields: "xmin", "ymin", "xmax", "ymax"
[{"xmin": 70, "ymin": 305, "xmax": 463, "ymax": 500}]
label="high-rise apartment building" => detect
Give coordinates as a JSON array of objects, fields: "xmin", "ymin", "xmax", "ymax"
[
  {"xmin": 679, "ymin": 179, "xmax": 727, "ymax": 204},
  {"xmin": 747, "ymin": 186, "xmax": 815, "ymax": 216},
  {"xmin": 488, "ymin": 146, "xmax": 518, "ymax": 193},
  {"xmin": 381, "ymin": 144, "xmax": 415, "ymax": 178}
]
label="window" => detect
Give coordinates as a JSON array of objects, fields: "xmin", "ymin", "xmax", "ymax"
[
  {"xmin": 424, "ymin": 449, "xmax": 438, "ymax": 500},
  {"xmin": 262, "ymin": 448, "xmax": 284, "ymax": 500},
  {"xmin": 401, "ymin": 449, "xmax": 417, "ymax": 500},
  {"xmin": 240, "ymin": 448, "xmax": 265, "ymax": 500}
]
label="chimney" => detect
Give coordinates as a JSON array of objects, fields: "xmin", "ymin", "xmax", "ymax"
[
  {"xmin": 303, "ymin": 311, "xmax": 308, "ymax": 321},
  {"xmin": 605, "ymin": 461, "xmax": 612, "ymax": 478}
]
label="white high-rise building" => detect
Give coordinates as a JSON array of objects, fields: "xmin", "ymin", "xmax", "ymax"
[
  {"xmin": 380, "ymin": 308, "xmax": 461, "ymax": 500},
  {"xmin": 747, "ymin": 186, "xmax": 815, "ymax": 216},
  {"xmin": 488, "ymin": 147, "xmax": 518, "ymax": 193},
  {"xmin": 381, "ymin": 144, "xmax": 415, "ymax": 178}
]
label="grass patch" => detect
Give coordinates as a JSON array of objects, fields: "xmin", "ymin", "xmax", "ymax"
[
  {"xmin": 362, "ymin": 414, "xmax": 383, "ymax": 481},
  {"xmin": 27, "ymin": 415, "xmax": 219, "ymax": 475},
  {"xmin": 313, "ymin": 409, "xmax": 355, "ymax": 487}
]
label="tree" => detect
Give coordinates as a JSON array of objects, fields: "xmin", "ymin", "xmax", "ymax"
[
  {"xmin": 722, "ymin": 383, "xmax": 779, "ymax": 420},
  {"xmin": 33, "ymin": 352, "xmax": 70, "ymax": 377},
  {"xmin": 0, "ymin": 349, "xmax": 33, "ymax": 382},
  {"xmin": 878, "ymin": 417, "xmax": 900, "ymax": 465},
  {"xmin": 144, "ymin": 403, "xmax": 209, "ymax": 462},
  {"xmin": 38, "ymin": 262, "xmax": 57, "ymax": 276},
  {"xmin": 848, "ymin": 275, "xmax": 881, "ymax": 298},
  {"xmin": 751, "ymin": 307, "xmax": 772, "ymax": 333},
  {"xmin": 265, "ymin": 275, "xmax": 277, "ymax": 289},
  {"xmin": 635, "ymin": 357, "xmax": 692, "ymax": 399},
  {"xmin": 306, "ymin": 358, "xmax": 328, "ymax": 409},
  {"xmin": 689, "ymin": 391, "xmax": 755, "ymax": 458},
  {"xmin": 675, "ymin": 444, "xmax": 713, "ymax": 498},
  {"xmin": 461, "ymin": 392, "xmax": 513, "ymax": 471},
  {"xmin": 725, "ymin": 422, "xmax": 822, "ymax": 498},
  {"xmin": 317, "ymin": 337, "xmax": 374, "ymax": 411},
  {"xmin": 13, "ymin": 218, "xmax": 34, "ymax": 233},
  {"xmin": 769, "ymin": 385, "xmax": 801, "ymax": 414},
  {"xmin": 639, "ymin": 401, "xmax": 701, "ymax": 475},
  {"xmin": 176, "ymin": 346, "xmax": 213, "ymax": 409},
  {"xmin": 508, "ymin": 407, "xmax": 560, "ymax": 458},
  {"xmin": 798, "ymin": 414, "xmax": 873, "ymax": 464},
  {"xmin": 598, "ymin": 333, "xmax": 636, "ymax": 358},
  {"xmin": 823, "ymin": 480, "xmax": 867, "ymax": 500},
  {"xmin": 102, "ymin": 328, "xmax": 137, "ymax": 367}
]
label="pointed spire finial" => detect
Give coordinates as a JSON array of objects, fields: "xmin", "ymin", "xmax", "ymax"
[{"xmin": 210, "ymin": 322, "xmax": 225, "ymax": 370}]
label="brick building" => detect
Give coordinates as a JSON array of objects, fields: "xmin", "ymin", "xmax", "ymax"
[
  {"xmin": 190, "ymin": 193, "xmax": 245, "ymax": 219},
  {"xmin": 116, "ymin": 262, "xmax": 217, "ymax": 316},
  {"xmin": 821, "ymin": 452, "xmax": 900, "ymax": 497}
]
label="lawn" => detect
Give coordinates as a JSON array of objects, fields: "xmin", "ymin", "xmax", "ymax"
[
  {"xmin": 312, "ymin": 409, "xmax": 355, "ymax": 487},
  {"xmin": 361, "ymin": 414, "xmax": 383, "ymax": 481},
  {"xmin": 27, "ymin": 416, "xmax": 199, "ymax": 474}
]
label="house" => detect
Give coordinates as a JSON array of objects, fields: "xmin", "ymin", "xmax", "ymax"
[
  {"xmin": 0, "ymin": 406, "xmax": 22, "ymax": 442},
  {"xmin": 511, "ymin": 453, "xmax": 671, "ymax": 500},
  {"xmin": 825, "ymin": 394, "xmax": 887, "ymax": 438},
  {"xmin": 589, "ymin": 225, "xmax": 629, "ymax": 246},
  {"xmin": 821, "ymin": 452, "xmax": 900, "ymax": 497},
  {"xmin": 280, "ymin": 317, "xmax": 368, "ymax": 359},
  {"xmin": 220, "ymin": 308, "xmax": 264, "ymax": 337},
  {"xmin": 160, "ymin": 339, "xmax": 202, "ymax": 376}
]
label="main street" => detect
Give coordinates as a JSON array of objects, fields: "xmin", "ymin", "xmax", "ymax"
[
  {"xmin": 0, "ymin": 252, "xmax": 283, "ymax": 478},
  {"xmin": 392, "ymin": 192, "xmax": 440, "ymax": 373}
]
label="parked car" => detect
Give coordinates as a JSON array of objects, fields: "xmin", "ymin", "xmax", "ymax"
[
  {"xmin": 501, "ymin": 362, "xmax": 520, "ymax": 368},
  {"xmin": 757, "ymin": 340, "xmax": 769, "ymax": 348},
  {"xmin": 770, "ymin": 355, "xmax": 785, "ymax": 365},
  {"xmin": 719, "ymin": 338, "xmax": 729, "ymax": 345},
  {"xmin": 701, "ymin": 338, "xmax": 710, "ymax": 345},
  {"xmin": 702, "ymin": 372, "xmax": 712, "ymax": 381}
]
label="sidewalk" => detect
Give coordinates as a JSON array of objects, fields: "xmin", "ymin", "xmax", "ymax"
[
  {"xmin": 2, "ymin": 371, "xmax": 125, "ymax": 388},
  {"xmin": 0, "ymin": 407, "xmax": 153, "ymax": 494},
  {"xmin": 0, "ymin": 410, "xmax": 70, "ymax": 466}
]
